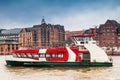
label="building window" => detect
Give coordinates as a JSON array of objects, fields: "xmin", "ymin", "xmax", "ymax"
[
  {"xmin": 112, "ymin": 30, "xmax": 114, "ymax": 32},
  {"xmin": 47, "ymin": 30, "xmax": 50, "ymax": 42},
  {"xmin": 112, "ymin": 37, "xmax": 114, "ymax": 40},
  {"xmin": 1, "ymin": 47, "xmax": 3, "ymax": 52},
  {"xmin": 33, "ymin": 30, "xmax": 37, "ymax": 46},
  {"xmin": 41, "ymin": 28, "xmax": 46, "ymax": 43},
  {"xmin": 12, "ymin": 44, "xmax": 14, "ymax": 50},
  {"xmin": 118, "ymin": 37, "xmax": 120, "ymax": 39},
  {"xmin": 16, "ymin": 44, "xmax": 18, "ymax": 50},
  {"xmin": 107, "ymin": 30, "xmax": 109, "ymax": 32},
  {"xmin": 8, "ymin": 44, "xmax": 10, "ymax": 52}
]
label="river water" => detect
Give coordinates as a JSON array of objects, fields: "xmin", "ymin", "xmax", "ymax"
[{"xmin": 0, "ymin": 56, "xmax": 120, "ymax": 80}]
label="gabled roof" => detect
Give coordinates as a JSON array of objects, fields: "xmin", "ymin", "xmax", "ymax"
[
  {"xmin": 105, "ymin": 20, "xmax": 120, "ymax": 27},
  {"xmin": 99, "ymin": 20, "xmax": 120, "ymax": 34}
]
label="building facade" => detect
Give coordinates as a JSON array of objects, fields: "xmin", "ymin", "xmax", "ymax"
[
  {"xmin": 99, "ymin": 20, "xmax": 120, "ymax": 53},
  {"xmin": 0, "ymin": 28, "xmax": 22, "ymax": 54},
  {"xmin": 0, "ymin": 37, "xmax": 21, "ymax": 55},
  {"xmin": 0, "ymin": 28, "xmax": 22, "ymax": 43},
  {"xmin": 19, "ymin": 28, "xmax": 33, "ymax": 47},
  {"xmin": 99, "ymin": 20, "xmax": 120, "ymax": 47},
  {"xmin": 32, "ymin": 18, "xmax": 65, "ymax": 48}
]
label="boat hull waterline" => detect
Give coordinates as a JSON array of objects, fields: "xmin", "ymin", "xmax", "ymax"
[{"xmin": 6, "ymin": 60, "xmax": 112, "ymax": 67}]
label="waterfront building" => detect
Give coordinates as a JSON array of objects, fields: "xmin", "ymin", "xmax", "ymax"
[
  {"xmin": 0, "ymin": 37, "xmax": 21, "ymax": 55},
  {"xmin": 99, "ymin": 20, "xmax": 120, "ymax": 53},
  {"xmin": 19, "ymin": 28, "xmax": 33, "ymax": 47},
  {"xmin": 0, "ymin": 28, "xmax": 22, "ymax": 54},
  {"xmin": 32, "ymin": 18, "xmax": 65, "ymax": 48},
  {"xmin": 0, "ymin": 28, "xmax": 22, "ymax": 43}
]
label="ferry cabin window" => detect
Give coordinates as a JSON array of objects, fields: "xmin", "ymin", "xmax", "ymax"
[
  {"xmin": 80, "ymin": 42, "xmax": 84, "ymax": 44},
  {"xmin": 13, "ymin": 53, "xmax": 17, "ymax": 58},
  {"xmin": 45, "ymin": 54, "xmax": 51, "ymax": 58},
  {"xmin": 32, "ymin": 54, "xmax": 39, "ymax": 58},
  {"xmin": 14, "ymin": 53, "xmax": 64, "ymax": 58},
  {"xmin": 58, "ymin": 54, "xmax": 63, "ymax": 58},
  {"xmin": 92, "ymin": 42, "xmax": 96, "ymax": 44},
  {"xmin": 27, "ymin": 53, "xmax": 33, "ymax": 58},
  {"xmin": 17, "ymin": 53, "xmax": 39, "ymax": 58},
  {"xmin": 17, "ymin": 53, "xmax": 21, "ymax": 58},
  {"xmin": 50, "ymin": 53, "xmax": 63, "ymax": 58},
  {"xmin": 21, "ymin": 53, "xmax": 27, "ymax": 58},
  {"xmin": 51, "ymin": 54, "xmax": 57, "ymax": 58},
  {"xmin": 86, "ymin": 41, "xmax": 88, "ymax": 44},
  {"xmin": 38, "ymin": 53, "xmax": 63, "ymax": 58},
  {"xmin": 78, "ymin": 53, "xmax": 83, "ymax": 59},
  {"xmin": 39, "ymin": 53, "xmax": 45, "ymax": 58}
]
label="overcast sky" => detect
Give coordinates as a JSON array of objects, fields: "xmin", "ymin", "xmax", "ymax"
[{"xmin": 0, "ymin": 0, "xmax": 120, "ymax": 30}]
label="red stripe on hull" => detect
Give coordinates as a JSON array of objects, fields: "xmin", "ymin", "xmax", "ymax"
[
  {"xmin": 70, "ymin": 48, "xmax": 81, "ymax": 61},
  {"xmin": 13, "ymin": 50, "xmax": 39, "ymax": 54}
]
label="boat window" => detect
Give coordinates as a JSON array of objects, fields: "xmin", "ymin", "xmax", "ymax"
[
  {"xmin": 39, "ymin": 54, "xmax": 45, "ymax": 58},
  {"xmin": 78, "ymin": 54, "xmax": 82, "ymax": 59},
  {"xmin": 13, "ymin": 53, "xmax": 17, "ymax": 58},
  {"xmin": 32, "ymin": 54, "xmax": 39, "ymax": 58},
  {"xmin": 51, "ymin": 54, "xmax": 55, "ymax": 58},
  {"xmin": 58, "ymin": 54, "xmax": 63, "ymax": 58},
  {"xmin": 80, "ymin": 42, "xmax": 84, "ymax": 44},
  {"xmin": 92, "ymin": 42, "xmax": 96, "ymax": 44},
  {"xmin": 21, "ymin": 53, "xmax": 27, "ymax": 58},
  {"xmin": 52, "ymin": 54, "xmax": 57, "ymax": 58},
  {"xmin": 46, "ymin": 54, "xmax": 51, "ymax": 58},
  {"xmin": 36, "ymin": 53, "xmax": 63, "ymax": 58},
  {"xmin": 27, "ymin": 53, "xmax": 33, "ymax": 58},
  {"xmin": 17, "ymin": 53, "xmax": 21, "ymax": 58},
  {"xmin": 24, "ymin": 53, "xmax": 28, "ymax": 57}
]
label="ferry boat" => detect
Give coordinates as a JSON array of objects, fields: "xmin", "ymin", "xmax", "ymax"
[{"xmin": 6, "ymin": 34, "xmax": 112, "ymax": 67}]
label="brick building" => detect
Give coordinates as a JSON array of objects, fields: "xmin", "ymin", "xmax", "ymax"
[
  {"xmin": 19, "ymin": 28, "xmax": 33, "ymax": 47},
  {"xmin": 99, "ymin": 20, "xmax": 120, "ymax": 53},
  {"xmin": 99, "ymin": 20, "xmax": 120, "ymax": 47},
  {"xmin": 0, "ymin": 37, "xmax": 21, "ymax": 55},
  {"xmin": 32, "ymin": 18, "xmax": 65, "ymax": 48}
]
